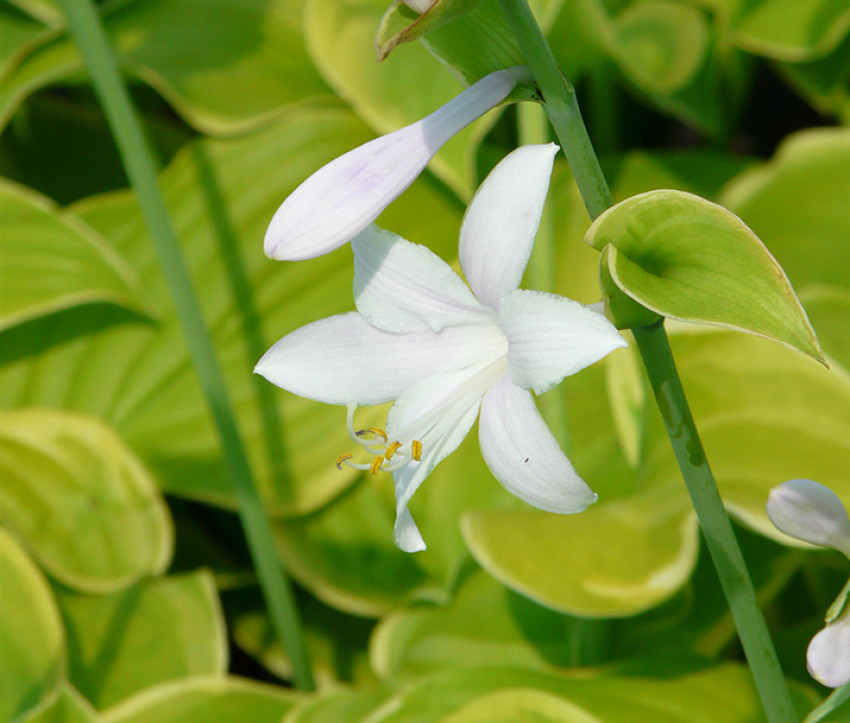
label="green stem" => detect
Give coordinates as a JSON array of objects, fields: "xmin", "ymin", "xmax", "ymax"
[
  {"xmin": 497, "ymin": 0, "xmax": 612, "ymax": 220},
  {"xmin": 499, "ymin": 0, "xmax": 796, "ymax": 719},
  {"xmin": 633, "ymin": 323, "xmax": 796, "ymax": 723},
  {"xmin": 60, "ymin": 0, "xmax": 315, "ymax": 691}
]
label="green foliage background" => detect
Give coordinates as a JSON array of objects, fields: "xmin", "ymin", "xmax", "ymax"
[{"xmin": 2, "ymin": 0, "xmax": 850, "ymax": 719}]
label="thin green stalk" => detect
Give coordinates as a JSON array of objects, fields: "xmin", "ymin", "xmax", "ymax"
[
  {"xmin": 499, "ymin": 0, "xmax": 796, "ymax": 719},
  {"xmin": 60, "ymin": 0, "xmax": 315, "ymax": 691},
  {"xmin": 632, "ymin": 323, "xmax": 796, "ymax": 721},
  {"xmin": 497, "ymin": 0, "xmax": 612, "ymax": 220}
]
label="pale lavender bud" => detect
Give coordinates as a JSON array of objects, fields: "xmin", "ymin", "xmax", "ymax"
[
  {"xmin": 264, "ymin": 68, "xmax": 526, "ymax": 261},
  {"xmin": 767, "ymin": 479, "xmax": 850, "ymax": 557}
]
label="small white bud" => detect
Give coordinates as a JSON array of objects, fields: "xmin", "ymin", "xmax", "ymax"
[
  {"xmin": 767, "ymin": 479, "xmax": 850, "ymax": 557},
  {"xmin": 402, "ymin": 0, "xmax": 434, "ymax": 12},
  {"xmin": 808, "ymin": 607, "xmax": 850, "ymax": 688}
]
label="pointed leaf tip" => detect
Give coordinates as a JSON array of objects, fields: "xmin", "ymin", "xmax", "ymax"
[{"xmin": 585, "ymin": 189, "xmax": 826, "ymax": 363}]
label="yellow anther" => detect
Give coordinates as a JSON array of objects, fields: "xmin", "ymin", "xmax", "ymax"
[
  {"xmin": 365, "ymin": 427, "xmax": 388, "ymax": 442},
  {"xmin": 385, "ymin": 441, "xmax": 403, "ymax": 460},
  {"xmin": 411, "ymin": 440, "xmax": 423, "ymax": 461},
  {"xmin": 370, "ymin": 456, "xmax": 384, "ymax": 475},
  {"xmin": 335, "ymin": 453, "xmax": 353, "ymax": 469}
]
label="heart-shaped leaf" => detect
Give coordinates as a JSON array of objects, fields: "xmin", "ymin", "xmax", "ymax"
[
  {"xmin": 0, "ymin": 407, "xmax": 173, "ymax": 592},
  {"xmin": 585, "ymin": 189, "xmax": 824, "ymax": 362}
]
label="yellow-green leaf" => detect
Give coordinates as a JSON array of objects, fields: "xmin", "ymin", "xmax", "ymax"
[
  {"xmin": 0, "ymin": 528, "xmax": 64, "ymax": 721},
  {"xmin": 0, "ymin": 408, "xmax": 173, "ymax": 592},
  {"xmin": 20, "ymin": 684, "xmax": 99, "ymax": 723},
  {"xmin": 0, "ymin": 180, "xmax": 143, "ymax": 333},
  {"xmin": 102, "ymin": 677, "xmax": 299, "ymax": 723},
  {"xmin": 585, "ymin": 189, "xmax": 824, "ymax": 362},
  {"xmin": 57, "ymin": 571, "xmax": 227, "ymax": 709}
]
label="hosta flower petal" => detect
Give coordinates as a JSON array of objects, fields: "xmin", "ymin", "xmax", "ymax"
[
  {"xmin": 388, "ymin": 359, "xmax": 506, "ymax": 551},
  {"xmin": 255, "ymin": 312, "xmax": 500, "ymax": 406},
  {"xmin": 353, "ymin": 227, "xmax": 492, "ymax": 333},
  {"xmin": 264, "ymin": 69, "xmax": 520, "ymax": 261},
  {"xmin": 808, "ymin": 610, "xmax": 850, "ymax": 688},
  {"xmin": 767, "ymin": 479, "xmax": 850, "ymax": 557},
  {"xmin": 500, "ymin": 289, "xmax": 627, "ymax": 394},
  {"xmin": 459, "ymin": 144, "xmax": 558, "ymax": 309},
  {"xmin": 478, "ymin": 375, "xmax": 597, "ymax": 513},
  {"xmin": 394, "ymin": 507, "xmax": 427, "ymax": 554}
]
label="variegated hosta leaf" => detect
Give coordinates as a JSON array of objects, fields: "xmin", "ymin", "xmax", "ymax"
[
  {"xmin": 0, "ymin": 528, "xmax": 65, "ymax": 722},
  {"xmin": 0, "ymin": 0, "xmax": 332, "ymax": 135},
  {"xmin": 0, "ymin": 180, "xmax": 143, "ymax": 334},
  {"xmin": 0, "ymin": 407, "xmax": 172, "ymax": 592},
  {"xmin": 101, "ymin": 677, "xmax": 300, "ymax": 723},
  {"xmin": 56, "ymin": 571, "xmax": 227, "ymax": 709}
]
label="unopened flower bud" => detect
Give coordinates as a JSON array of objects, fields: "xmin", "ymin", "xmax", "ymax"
[{"xmin": 767, "ymin": 479, "xmax": 850, "ymax": 557}]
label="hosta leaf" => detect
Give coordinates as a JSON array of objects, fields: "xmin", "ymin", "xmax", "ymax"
[
  {"xmin": 233, "ymin": 595, "xmax": 375, "ymax": 688},
  {"xmin": 668, "ymin": 327, "xmax": 850, "ymax": 542},
  {"xmin": 0, "ymin": 106, "xmax": 464, "ymax": 516},
  {"xmin": 6, "ymin": 0, "xmax": 66, "ymax": 26},
  {"xmin": 361, "ymin": 663, "xmax": 814, "ymax": 722},
  {"xmin": 780, "ymin": 33, "xmax": 850, "ymax": 119},
  {"xmin": 274, "ymin": 475, "xmax": 433, "ymax": 617},
  {"xmin": 463, "ymin": 494, "xmax": 697, "ymax": 617},
  {"xmin": 282, "ymin": 687, "xmax": 390, "ymax": 723},
  {"xmin": 20, "ymin": 683, "xmax": 99, "ymax": 723},
  {"xmin": 102, "ymin": 677, "xmax": 299, "ymax": 723},
  {"xmin": 705, "ymin": 0, "xmax": 850, "ymax": 61},
  {"xmin": 613, "ymin": 0, "xmax": 709, "ymax": 94},
  {"xmin": 440, "ymin": 689, "xmax": 603, "ymax": 723},
  {"xmin": 0, "ymin": 407, "xmax": 172, "ymax": 592},
  {"xmin": 56, "ymin": 571, "xmax": 227, "ymax": 709},
  {"xmin": 0, "ymin": 180, "xmax": 143, "ymax": 333},
  {"xmin": 371, "ymin": 567, "xmax": 604, "ymax": 677},
  {"xmin": 0, "ymin": 2, "xmax": 48, "ymax": 77},
  {"xmin": 0, "ymin": 528, "xmax": 64, "ymax": 721},
  {"xmin": 722, "ymin": 128, "xmax": 850, "ymax": 294},
  {"xmin": 585, "ymin": 189, "xmax": 823, "ymax": 362},
  {"xmin": 0, "ymin": 0, "xmax": 332, "ymax": 135}
]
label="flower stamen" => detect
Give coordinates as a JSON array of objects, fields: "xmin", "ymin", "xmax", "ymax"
[
  {"xmin": 335, "ymin": 453, "xmax": 353, "ymax": 469},
  {"xmin": 385, "ymin": 441, "xmax": 403, "ymax": 460},
  {"xmin": 365, "ymin": 427, "xmax": 388, "ymax": 442},
  {"xmin": 337, "ymin": 404, "xmax": 424, "ymax": 475}
]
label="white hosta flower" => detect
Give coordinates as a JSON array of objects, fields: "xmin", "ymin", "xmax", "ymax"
[
  {"xmin": 256, "ymin": 144, "xmax": 626, "ymax": 552},
  {"xmin": 264, "ymin": 67, "xmax": 526, "ymax": 261},
  {"xmin": 767, "ymin": 479, "xmax": 850, "ymax": 687}
]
